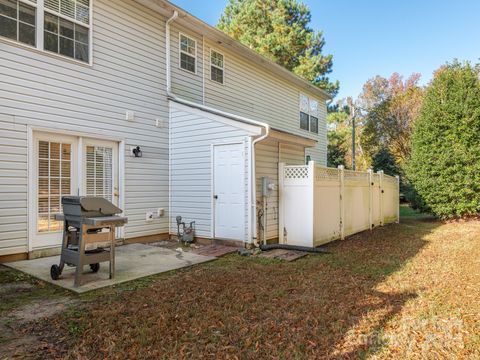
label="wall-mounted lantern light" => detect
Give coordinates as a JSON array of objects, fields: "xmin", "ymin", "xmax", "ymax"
[{"xmin": 132, "ymin": 146, "xmax": 142, "ymax": 158}]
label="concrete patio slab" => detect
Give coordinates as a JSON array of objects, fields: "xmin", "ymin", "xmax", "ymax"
[{"xmin": 6, "ymin": 243, "xmax": 216, "ymax": 293}]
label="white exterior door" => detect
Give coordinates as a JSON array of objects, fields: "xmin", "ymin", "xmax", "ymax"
[
  {"xmin": 213, "ymin": 143, "xmax": 245, "ymax": 241},
  {"xmin": 83, "ymin": 139, "xmax": 119, "ymax": 206},
  {"xmin": 31, "ymin": 133, "xmax": 119, "ymax": 250},
  {"xmin": 32, "ymin": 133, "xmax": 79, "ymax": 249}
]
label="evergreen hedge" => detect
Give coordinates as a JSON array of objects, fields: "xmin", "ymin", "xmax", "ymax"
[{"xmin": 407, "ymin": 61, "xmax": 480, "ymax": 218}]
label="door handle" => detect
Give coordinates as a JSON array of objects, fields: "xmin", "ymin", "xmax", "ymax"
[{"xmin": 214, "ymin": 195, "xmax": 218, "ymax": 199}]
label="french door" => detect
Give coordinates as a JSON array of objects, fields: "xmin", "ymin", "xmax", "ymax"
[
  {"xmin": 32, "ymin": 132, "xmax": 118, "ymax": 250},
  {"xmin": 83, "ymin": 138, "xmax": 118, "ymax": 204}
]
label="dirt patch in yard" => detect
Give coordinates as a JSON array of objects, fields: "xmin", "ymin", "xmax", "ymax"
[
  {"xmin": 3, "ymin": 215, "xmax": 480, "ymax": 359},
  {"xmin": 0, "ymin": 282, "xmax": 34, "ymax": 296},
  {"xmin": 9, "ymin": 298, "xmax": 77, "ymax": 323},
  {"xmin": 0, "ymin": 297, "xmax": 79, "ymax": 358},
  {"xmin": 0, "ymin": 266, "xmax": 75, "ymax": 358},
  {"xmin": 0, "ymin": 321, "xmax": 40, "ymax": 360}
]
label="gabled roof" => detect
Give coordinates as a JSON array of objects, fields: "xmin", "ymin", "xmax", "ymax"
[{"xmin": 135, "ymin": 0, "xmax": 332, "ymax": 101}]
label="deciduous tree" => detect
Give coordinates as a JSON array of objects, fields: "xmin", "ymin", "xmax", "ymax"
[{"xmin": 359, "ymin": 73, "xmax": 424, "ymax": 168}]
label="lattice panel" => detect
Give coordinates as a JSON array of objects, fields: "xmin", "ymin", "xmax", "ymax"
[
  {"xmin": 344, "ymin": 169, "xmax": 369, "ymax": 181},
  {"xmin": 384, "ymin": 175, "xmax": 399, "ymax": 185},
  {"xmin": 315, "ymin": 166, "xmax": 339, "ymax": 181},
  {"xmin": 284, "ymin": 166, "xmax": 309, "ymax": 179}
]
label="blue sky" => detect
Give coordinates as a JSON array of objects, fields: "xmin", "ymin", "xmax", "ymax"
[{"xmin": 171, "ymin": 0, "xmax": 480, "ymax": 100}]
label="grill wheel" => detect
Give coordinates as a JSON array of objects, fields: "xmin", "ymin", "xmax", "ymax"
[
  {"xmin": 90, "ymin": 263, "xmax": 100, "ymax": 273},
  {"xmin": 50, "ymin": 265, "xmax": 61, "ymax": 280}
]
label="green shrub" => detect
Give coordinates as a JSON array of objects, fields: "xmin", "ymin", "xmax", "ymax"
[{"xmin": 406, "ymin": 61, "xmax": 480, "ymax": 218}]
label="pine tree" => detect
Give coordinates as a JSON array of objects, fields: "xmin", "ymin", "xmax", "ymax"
[{"xmin": 217, "ymin": 0, "xmax": 339, "ymax": 96}]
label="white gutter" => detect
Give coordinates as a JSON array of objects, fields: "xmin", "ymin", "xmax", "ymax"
[
  {"xmin": 166, "ymin": 11, "xmax": 177, "ymax": 238},
  {"xmin": 251, "ymin": 128, "xmax": 269, "ymax": 246},
  {"xmin": 165, "ymin": 10, "xmax": 178, "ymax": 94},
  {"xmin": 202, "ymin": 35, "xmax": 205, "ymax": 105},
  {"xmin": 165, "ymin": 11, "xmax": 269, "ymax": 246}
]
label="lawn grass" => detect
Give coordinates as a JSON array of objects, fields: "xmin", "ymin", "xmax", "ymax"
[
  {"xmin": 399, "ymin": 203, "xmax": 434, "ymax": 219},
  {"xmin": 1, "ymin": 210, "xmax": 479, "ymax": 359}
]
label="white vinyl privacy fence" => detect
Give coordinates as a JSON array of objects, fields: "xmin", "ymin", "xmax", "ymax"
[{"xmin": 279, "ymin": 162, "xmax": 400, "ymax": 247}]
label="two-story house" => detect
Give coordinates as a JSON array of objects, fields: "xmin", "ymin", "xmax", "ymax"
[{"xmin": 0, "ymin": 0, "xmax": 331, "ymax": 260}]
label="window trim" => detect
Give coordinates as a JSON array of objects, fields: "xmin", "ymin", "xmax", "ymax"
[
  {"xmin": 0, "ymin": 0, "xmax": 93, "ymax": 66},
  {"xmin": 0, "ymin": 0, "xmax": 37, "ymax": 46},
  {"xmin": 178, "ymin": 32, "xmax": 197, "ymax": 74},
  {"xmin": 210, "ymin": 48, "xmax": 225, "ymax": 85},
  {"xmin": 310, "ymin": 115, "xmax": 319, "ymax": 134},
  {"xmin": 299, "ymin": 111, "xmax": 310, "ymax": 131},
  {"xmin": 299, "ymin": 93, "xmax": 321, "ymax": 134}
]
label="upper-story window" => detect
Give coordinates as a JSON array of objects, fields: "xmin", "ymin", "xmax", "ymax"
[
  {"xmin": 299, "ymin": 111, "xmax": 309, "ymax": 131},
  {"xmin": 43, "ymin": 0, "xmax": 90, "ymax": 62},
  {"xmin": 210, "ymin": 49, "xmax": 224, "ymax": 84},
  {"xmin": 0, "ymin": 0, "xmax": 36, "ymax": 46},
  {"xmin": 0, "ymin": 0, "xmax": 91, "ymax": 64},
  {"xmin": 179, "ymin": 33, "xmax": 196, "ymax": 73},
  {"xmin": 299, "ymin": 94, "xmax": 319, "ymax": 134}
]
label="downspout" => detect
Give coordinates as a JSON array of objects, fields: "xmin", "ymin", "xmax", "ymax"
[
  {"xmin": 251, "ymin": 130, "xmax": 269, "ymax": 246},
  {"xmin": 166, "ymin": 10, "xmax": 178, "ymax": 95},
  {"xmin": 166, "ymin": 10, "xmax": 177, "ymax": 238},
  {"xmin": 202, "ymin": 35, "xmax": 205, "ymax": 105},
  {"xmin": 165, "ymin": 10, "xmax": 269, "ymax": 246}
]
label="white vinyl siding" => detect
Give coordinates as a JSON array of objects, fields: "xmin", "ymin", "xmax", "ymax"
[
  {"xmin": 0, "ymin": 0, "xmax": 169, "ymax": 255},
  {"xmin": 168, "ymin": 25, "xmax": 328, "ymax": 166},
  {"xmin": 203, "ymin": 39, "xmax": 327, "ymax": 165},
  {"xmin": 0, "ymin": 114, "xmax": 28, "ymax": 256},
  {"xmin": 170, "ymin": 25, "xmax": 203, "ymax": 103},
  {"xmin": 169, "ymin": 101, "xmax": 254, "ymax": 241}
]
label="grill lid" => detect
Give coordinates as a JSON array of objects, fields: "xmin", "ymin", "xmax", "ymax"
[{"xmin": 62, "ymin": 196, "xmax": 122, "ymax": 216}]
